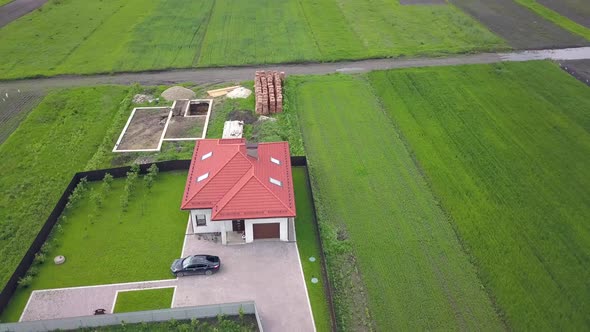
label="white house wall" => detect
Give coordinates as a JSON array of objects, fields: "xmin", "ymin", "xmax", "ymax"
[
  {"xmin": 244, "ymin": 217, "xmax": 288, "ymax": 243},
  {"xmin": 190, "ymin": 209, "xmax": 222, "ymax": 233}
]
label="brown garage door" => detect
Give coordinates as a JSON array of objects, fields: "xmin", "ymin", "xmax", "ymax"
[{"xmin": 253, "ymin": 223, "xmax": 280, "ymax": 239}]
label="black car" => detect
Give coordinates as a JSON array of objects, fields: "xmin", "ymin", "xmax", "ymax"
[{"xmin": 171, "ymin": 255, "xmax": 220, "ymax": 277}]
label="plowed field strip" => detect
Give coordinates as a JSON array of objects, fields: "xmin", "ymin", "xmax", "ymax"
[{"xmin": 450, "ymin": 0, "xmax": 588, "ymax": 49}]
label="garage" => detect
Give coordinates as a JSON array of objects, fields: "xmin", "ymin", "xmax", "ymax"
[{"xmin": 253, "ymin": 223, "xmax": 280, "ymax": 239}]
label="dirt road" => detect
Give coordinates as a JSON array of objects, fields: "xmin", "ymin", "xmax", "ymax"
[
  {"xmin": 0, "ymin": 47, "xmax": 589, "ymax": 90},
  {"xmin": 0, "ymin": 0, "xmax": 47, "ymax": 28}
]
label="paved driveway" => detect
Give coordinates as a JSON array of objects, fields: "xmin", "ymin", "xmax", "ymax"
[{"xmin": 176, "ymin": 235, "xmax": 315, "ymax": 332}]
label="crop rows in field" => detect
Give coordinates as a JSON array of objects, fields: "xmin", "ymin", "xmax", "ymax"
[
  {"xmin": 449, "ymin": 0, "xmax": 589, "ymax": 49},
  {"xmin": 289, "ymin": 75, "xmax": 502, "ymax": 331},
  {"xmin": 0, "ymin": 89, "xmax": 44, "ymax": 144},
  {"xmin": 0, "ymin": 0, "xmax": 505, "ymax": 79},
  {"xmin": 367, "ymin": 61, "xmax": 590, "ymax": 330}
]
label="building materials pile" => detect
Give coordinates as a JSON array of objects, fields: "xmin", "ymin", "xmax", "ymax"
[{"xmin": 255, "ymin": 71, "xmax": 285, "ymax": 115}]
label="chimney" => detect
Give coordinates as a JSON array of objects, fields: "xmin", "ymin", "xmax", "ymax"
[{"xmin": 246, "ymin": 142, "xmax": 258, "ymax": 159}]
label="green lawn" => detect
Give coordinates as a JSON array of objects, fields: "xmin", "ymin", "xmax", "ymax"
[
  {"xmin": 0, "ymin": 86, "xmax": 130, "ymax": 291},
  {"xmin": 289, "ymin": 75, "xmax": 502, "ymax": 330},
  {"xmin": 292, "ymin": 167, "xmax": 331, "ymax": 332},
  {"xmin": 113, "ymin": 287, "xmax": 175, "ymax": 313},
  {"xmin": 368, "ymin": 61, "xmax": 590, "ymax": 330},
  {"xmin": 515, "ymin": 0, "xmax": 590, "ymax": 40},
  {"xmin": 0, "ymin": 0, "xmax": 13, "ymax": 7},
  {"xmin": 0, "ymin": 171, "xmax": 188, "ymax": 322},
  {"xmin": 0, "ymin": 0, "xmax": 505, "ymax": 79}
]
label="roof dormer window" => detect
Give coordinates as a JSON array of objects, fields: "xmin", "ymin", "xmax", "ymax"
[
  {"xmin": 270, "ymin": 177, "xmax": 282, "ymax": 187},
  {"xmin": 201, "ymin": 152, "xmax": 212, "ymax": 160},
  {"xmin": 197, "ymin": 173, "xmax": 209, "ymax": 182},
  {"xmin": 270, "ymin": 157, "xmax": 281, "ymax": 165}
]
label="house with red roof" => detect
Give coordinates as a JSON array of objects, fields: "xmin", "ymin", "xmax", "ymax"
[{"xmin": 181, "ymin": 139, "xmax": 296, "ymax": 244}]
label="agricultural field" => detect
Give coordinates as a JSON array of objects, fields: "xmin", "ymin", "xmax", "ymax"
[
  {"xmin": 0, "ymin": 0, "xmax": 505, "ymax": 79},
  {"xmin": 514, "ymin": 0, "xmax": 590, "ymax": 40},
  {"xmin": 0, "ymin": 86, "xmax": 131, "ymax": 291},
  {"xmin": 368, "ymin": 61, "xmax": 590, "ymax": 330},
  {"xmin": 537, "ymin": 0, "xmax": 590, "ymax": 28},
  {"xmin": 0, "ymin": 88, "xmax": 44, "ymax": 144},
  {"xmin": 449, "ymin": 0, "xmax": 589, "ymax": 49},
  {"xmin": 113, "ymin": 288, "xmax": 175, "ymax": 314},
  {"xmin": 288, "ymin": 75, "xmax": 502, "ymax": 330}
]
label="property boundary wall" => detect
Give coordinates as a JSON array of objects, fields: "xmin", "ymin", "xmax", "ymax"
[
  {"xmin": 0, "ymin": 157, "xmax": 337, "ymax": 331},
  {"xmin": 0, "ymin": 301, "xmax": 262, "ymax": 332}
]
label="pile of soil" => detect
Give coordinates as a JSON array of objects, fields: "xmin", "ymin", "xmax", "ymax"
[
  {"xmin": 132, "ymin": 94, "xmax": 154, "ymax": 104},
  {"xmin": 228, "ymin": 110, "xmax": 257, "ymax": 124},
  {"xmin": 161, "ymin": 86, "xmax": 196, "ymax": 101},
  {"xmin": 227, "ymin": 87, "xmax": 252, "ymax": 99}
]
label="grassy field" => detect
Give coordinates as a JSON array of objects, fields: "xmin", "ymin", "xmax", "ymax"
[
  {"xmin": 0, "ymin": 0, "xmax": 13, "ymax": 7},
  {"xmin": 515, "ymin": 0, "xmax": 590, "ymax": 40},
  {"xmin": 0, "ymin": 0, "xmax": 505, "ymax": 79},
  {"xmin": 292, "ymin": 167, "xmax": 332, "ymax": 332},
  {"xmin": 368, "ymin": 61, "xmax": 590, "ymax": 330},
  {"xmin": 0, "ymin": 171, "xmax": 187, "ymax": 322},
  {"xmin": 0, "ymin": 86, "xmax": 130, "ymax": 290},
  {"xmin": 113, "ymin": 288, "xmax": 175, "ymax": 313},
  {"xmin": 289, "ymin": 75, "xmax": 502, "ymax": 330}
]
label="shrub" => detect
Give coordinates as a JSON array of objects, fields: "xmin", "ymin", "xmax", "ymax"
[
  {"xmin": 102, "ymin": 173, "xmax": 114, "ymax": 193},
  {"xmin": 27, "ymin": 266, "xmax": 39, "ymax": 277},
  {"xmin": 65, "ymin": 177, "xmax": 88, "ymax": 210},
  {"xmin": 40, "ymin": 241, "xmax": 52, "ymax": 254},
  {"xmin": 17, "ymin": 275, "xmax": 33, "ymax": 289},
  {"xmin": 33, "ymin": 253, "xmax": 46, "ymax": 265}
]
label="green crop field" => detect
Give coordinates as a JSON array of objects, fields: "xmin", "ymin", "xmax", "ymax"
[
  {"xmin": 114, "ymin": 288, "xmax": 175, "ymax": 313},
  {"xmin": 0, "ymin": 86, "xmax": 131, "ymax": 290},
  {"xmin": 288, "ymin": 75, "xmax": 502, "ymax": 330},
  {"xmin": 368, "ymin": 61, "xmax": 590, "ymax": 330},
  {"xmin": 0, "ymin": 0, "xmax": 505, "ymax": 79}
]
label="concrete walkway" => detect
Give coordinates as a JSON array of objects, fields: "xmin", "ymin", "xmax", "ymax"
[
  {"xmin": 1, "ymin": 47, "xmax": 589, "ymax": 90},
  {"xmin": 19, "ymin": 279, "xmax": 176, "ymax": 321}
]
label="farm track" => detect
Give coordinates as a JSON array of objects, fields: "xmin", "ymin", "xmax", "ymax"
[
  {"xmin": 0, "ymin": 0, "xmax": 47, "ymax": 28},
  {"xmin": 449, "ymin": 0, "xmax": 589, "ymax": 49},
  {"xmin": 0, "ymin": 47, "xmax": 589, "ymax": 91}
]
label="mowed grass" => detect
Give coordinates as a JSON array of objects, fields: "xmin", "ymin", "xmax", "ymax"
[
  {"xmin": 0, "ymin": 86, "xmax": 129, "ymax": 290},
  {"xmin": 114, "ymin": 288, "xmax": 174, "ymax": 313},
  {"xmin": 0, "ymin": 0, "xmax": 505, "ymax": 79},
  {"xmin": 0, "ymin": 172, "xmax": 188, "ymax": 322},
  {"xmin": 292, "ymin": 167, "xmax": 332, "ymax": 332},
  {"xmin": 368, "ymin": 61, "xmax": 590, "ymax": 330},
  {"xmin": 289, "ymin": 75, "xmax": 502, "ymax": 330}
]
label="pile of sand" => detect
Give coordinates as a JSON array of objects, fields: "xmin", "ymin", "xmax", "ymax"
[
  {"xmin": 227, "ymin": 87, "xmax": 252, "ymax": 99},
  {"xmin": 161, "ymin": 86, "xmax": 196, "ymax": 101}
]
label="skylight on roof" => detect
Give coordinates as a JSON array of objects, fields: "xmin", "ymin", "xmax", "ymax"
[
  {"xmin": 197, "ymin": 173, "xmax": 209, "ymax": 182},
  {"xmin": 270, "ymin": 157, "xmax": 281, "ymax": 165},
  {"xmin": 270, "ymin": 177, "xmax": 282, "ymax": 187},
  {"xmin": 201, "ymin": 152, "xmax": 212, "ymax": 160}
]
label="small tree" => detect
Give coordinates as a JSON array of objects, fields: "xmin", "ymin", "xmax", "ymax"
[
  {"xmin": 144, "ymin": 164, "xmax": 159, "ymax": 192},
  {"xmin": 102, "ymin": 173, "xmax": 113, "ymax": 193}
]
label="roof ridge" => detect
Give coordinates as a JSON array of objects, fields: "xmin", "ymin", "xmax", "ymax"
[
  {"xmin": 211, "ymin": 168, "xmax": 254, "ymax": 219},
  {"xmin": 181, "ymin": 149, "xmax": 248, "ymax": 209}
]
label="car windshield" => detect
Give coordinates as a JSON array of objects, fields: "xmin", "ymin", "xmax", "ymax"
[{"xmin": 182, "ymin": 257, "xmax": 194, "ymax": 269}]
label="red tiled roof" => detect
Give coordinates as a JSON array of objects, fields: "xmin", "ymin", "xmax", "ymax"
[{"xmin": 181, "ymin": 139, "xmax": 296, "ymax": 220}]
